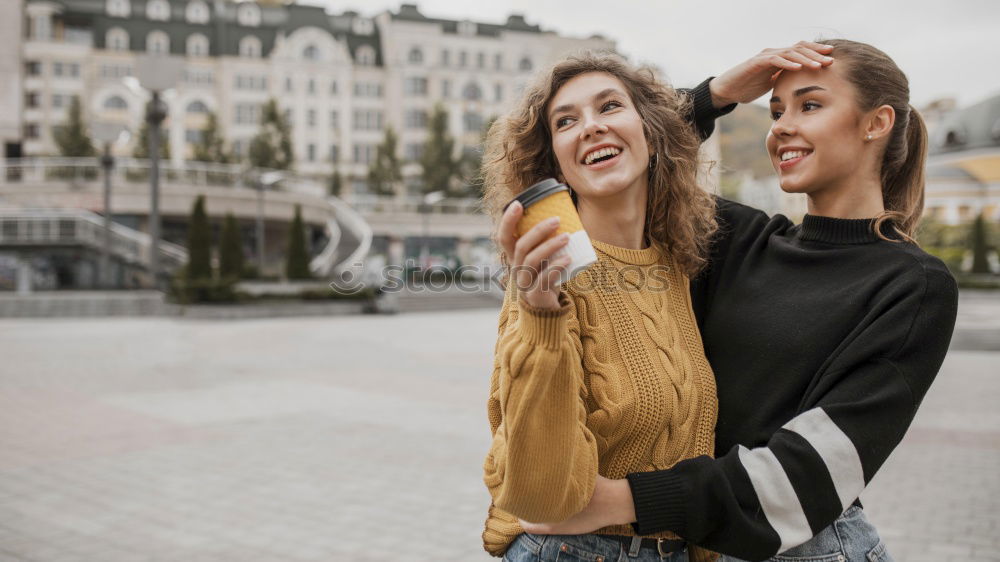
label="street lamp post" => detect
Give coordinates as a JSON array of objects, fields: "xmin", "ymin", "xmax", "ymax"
[
  {"xmin": 420, "ymin": 190, "xmax": 445, "ymax": 271},
  {"xmin": 256, "ymin": 171, "xmax": 285, "ymax": 275},
  {"xmin": 131, "ymin": 55, "xmax": 183, "ymax": 289},
  {"xmin": 92, "ymin": 122, "xmax": 127, "ymax": 289}
]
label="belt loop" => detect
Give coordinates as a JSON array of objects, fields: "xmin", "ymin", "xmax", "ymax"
[
  {"xmin": 628, "ymin": 536, "xmax": 642, "ymax": 557},
  {"xmin": 657, "ymin": 538, "xmax": 669, "ymax": 557}
]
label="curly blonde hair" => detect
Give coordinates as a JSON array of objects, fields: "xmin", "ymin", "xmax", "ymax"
[{"xmin": 480, "ymin": 51, "xmax": 718, "ymax": 279}]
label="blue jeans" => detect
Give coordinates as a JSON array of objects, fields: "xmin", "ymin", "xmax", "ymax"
[
  {"xmin": 503, "ymin": 533, "xmax": 689, "ymax": 562},
  {"xmin": 720, "ymin": 505, "xmax": 892, "ymax": 562}
]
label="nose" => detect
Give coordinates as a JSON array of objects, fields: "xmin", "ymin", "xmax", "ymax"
[
  {"xmin": 770, "ymin": 114, "xmax": 796, "ymax": 138},
  {"xmin": 580, "ymin": 112, "xmax": 608, "ymax": 139}
]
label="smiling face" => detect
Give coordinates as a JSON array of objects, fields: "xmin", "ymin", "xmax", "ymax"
[
  {"xmin": 547, "ymin": 72, "xmax": 651, "ymax": 201},
  {"xmin": 766, "ymin": 63, "xmax": 872, "ymax": 195}
]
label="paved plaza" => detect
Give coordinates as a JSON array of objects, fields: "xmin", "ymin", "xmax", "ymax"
[{"xmin": 0, "ymin": 291, "xmax": 998, "ymax": 561}]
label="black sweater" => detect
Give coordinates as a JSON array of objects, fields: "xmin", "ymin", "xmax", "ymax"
[{"xmin": 626, "ymin": 199, "xmax": 959, "ymax": 560}]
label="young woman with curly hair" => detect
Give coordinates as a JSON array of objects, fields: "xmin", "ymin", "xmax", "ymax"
[
  {"xmin": 480, "ymin": 44, "xmax": 835, "ymax": 561},
  {"xmin": 521, "ymin": 40, "xmax": 958, "ymax": 562}
]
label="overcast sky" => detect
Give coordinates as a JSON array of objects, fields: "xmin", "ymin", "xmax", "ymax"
[{"xmin": 302, "ymin": 0, "xmax": 1000, "ymax": 109}]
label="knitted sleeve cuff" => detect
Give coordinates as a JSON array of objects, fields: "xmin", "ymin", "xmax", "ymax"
[
  {"xmin": 517, "ymin": 291, "xmax": 571, "ymax": 350},
  {"xmin": 690, "ymin": 76, "xmax": 738, "ymax": 121},
  {"xmin": 626, "ymin": 468, "xmax": 690, "ymax": 537}
]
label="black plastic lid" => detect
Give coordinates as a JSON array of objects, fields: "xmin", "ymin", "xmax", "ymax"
[{"xmin": 503, "ymin": 178, "xmax": 568, "ymax": 212}]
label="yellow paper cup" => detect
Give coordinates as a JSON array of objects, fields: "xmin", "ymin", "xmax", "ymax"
[{"xmin": 503, "ymin": 178, "xmax": 597, "ymax": 285}]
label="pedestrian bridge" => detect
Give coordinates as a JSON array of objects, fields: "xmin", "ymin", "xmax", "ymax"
[{"xmin": 0, "ymin": 158, "xmax": 372, "ymax": 282}]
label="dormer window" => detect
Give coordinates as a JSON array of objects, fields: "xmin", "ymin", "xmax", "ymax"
[
  {"xmin": 303, "ymin": 44, "xmax": 320, "ymax": 61},
  {"xmin": 237, "ymin": 2, "xmax": 260, "ymax": 27},
  {"xmin": 147, "ymin": 30, "xmax": 170, "ymax": 54},
  {"xmin": 238, "ymin": 35, "xmax": 261, "ymax": 58},
  {"xmin": 519, "ymin": 56, "xmax": 533, "ymax": 72},
  {"xmin": 185, "ymin": 0, "xmax": 210, "ymax": 24},
  {"xmin": 408, "ymin": 47, "xmax": 423, "ymax": 64},
  {"xmin": 356, "ymin": 45, "xmax": 375, "ymax": 66},
  {"xmin": 186, "ymin": 33, "xmax": 209, "ymax": 57},
  {"xmin": 352, "ymin": 18, "xmax": 374, "ymax": 35},
  {"xmin": 146, "ymin": 0, "xmax": 170, "ymax": 21},
  {"xmin": 106, "ymin": 27, "xmax": 129, "ymax": 51},
  {"xmin": 458, "ymin": 20, "xmax": 476, "ymax": 36},
  {"xmin": 106, "ymin": 0, "xmax": 130, "ymax": 17}
]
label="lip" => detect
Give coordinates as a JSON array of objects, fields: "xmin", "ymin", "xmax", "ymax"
[
  {"xmin": 580, "ymin": 143, "xmax": 623, "ymax": 165},
  {"xmin": 776, "ymin": 146, "xmax": 812, "ymax": 171}
]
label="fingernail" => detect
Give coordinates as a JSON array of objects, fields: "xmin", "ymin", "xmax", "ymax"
[
  {"xmin": 548, "ymin": 216, "xmax": 561, "ymax": 225},
  {"xmin": 560, "ymin": 233, "xmax": 570, "ymax": 242},
  {"xmin": 823, "ymin": 56, "xmax": 833, "ymax": 62}
]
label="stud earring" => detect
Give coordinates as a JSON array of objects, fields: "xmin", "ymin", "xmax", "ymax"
[{"xmin": 865, "ymin": 134, "xmax": 873, "ymax": 141}]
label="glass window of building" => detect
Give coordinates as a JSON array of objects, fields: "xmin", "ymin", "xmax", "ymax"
[
  {"xmin": 408, "ymin": 47, "xmax": 423, "ymax": 64},
  {"xmin": 459, "ymin": 51, "xmax": 467, "ymax": 67},
  {"xmin": 25, "ymin": 124, "xmax": 40, "ymax": 139},
  {"xmin": 237, "ymin": 3, "xmax": 260, "ymax": 26},
  {"xmin": 477, "ymin": 52, "xmax": 485, "ymax": 69},
  {"xmin": 186, "ymin": 0, "xmax": 209, "ymax": 23},
  {"xmin": 463, "ymin": 112, "xmax": 483, "ymax": 133},
  {"xmin": 441, "ymin": 79, "xmax": 450, "ymax": 98},
  {"xmin": 307, "ymin": 109, "xmax": 317, "ymax": 127},
  {"xmin": 462, "ymin": 82, "xmax": 482, "ymax": 101},
  {"xmin": 146, "ymin": 31, "xmax": 170, "ymax": 54},
  {"xmin": 329, "ymin": 110, "xmax": 339, "ymax": 129},
  {"xmin": 25, "ymin": 92, "xmax": 40, "ymax": 108},
  {"xmin": 519, "ymin": 56, "xmax": 532, "ymax": 72},
  {"xmin": 405, "ymin": 143, "xmax": 423, "ymax": 161},
  {"xmin": 53, "ymin": 62, "xmax": 64, "ymax": 76},
  {"xmin": 26, "ymin": 61, "xmax": 42, "ymax": 76},
  {"xmin": 285, "ymin": 77, "xmax": 293, "ymax": 93},
  {"xmin": 103, "ymin": 95, "xmax": 129, "ymax": 110},
  {"xmin": 494, "ymin": 53, "xmax": 502, "ymax": 70},
  {"xmin": 307, "ymin": 144, "xmax": 316, "ymax": 162},
  {"xmin": 68, "ymin": 63, "xmax": 80, "ymax": 78},
  {"xmin": 106, "ymin": 0, "xmax": 130, "ymax": 17},
  {"xmin": 238, "ymin": 36, "xmax": 261, "ymax": 58},
  {"xmin": 404, "ymin": 77, "xmax": 428, "ymax": 96},
  {"xmin": 330, "ymin": 144, "xmax": 340, "ymax": 162},
  {"xmin": 186, "ymin": 34, "xmax": 209, "ymax": 57},
  {"xmin": 303, "ymin": 45, "xmax": 320, "ymax": 61},
  {"xmin": 187, "ymin": 100, "xmax": 210, "ymax": 114},
  {"xmin": 146, "ymin": 0, "xmax": 170, "ymax": 21},
  {"xmin": 52, "ymin": 93, "xmax": 66, "ymax": 108},
  {"xmin": 405, "ymin": 109, "xmax": 428, "ymax": 130},
  {"xmin": 356, "ymin": 45, "xmax": 376, "ymax": 66},
  {"xmin": 186, "ymin": 129, "xmax": 203, "ymax": 144},
  {"xmin": 353, "ymin": 144, "xmax": 376, "ymax": 164},
  {"xmin": 235, "ymin": 103, "xmax": 259, "ymax": 125},
  {"xmin": 441, "ymin": 49, "xmax": 450, "ymax": 67},
  {"xmin": 494, "ymin": 83, "xmax": 502, "ymax": 102},
  {"xmin": 308, "ymin": 79, "xmax": 316, "ymax": 94},
  {"xmin": 106, "ymin": 27, "xmax": 129, "ymax": 51}
]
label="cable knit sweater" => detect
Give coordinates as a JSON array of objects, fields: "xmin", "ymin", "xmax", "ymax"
[{"xmin": 482, "ymin": 239, "xmax": 719, "ymax": 560}]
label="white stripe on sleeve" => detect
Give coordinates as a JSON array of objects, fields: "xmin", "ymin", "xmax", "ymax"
[
  {"xmin": 737, "ymin": 445, "xmax": 812, "ymax": 553},
  {"xmin": 783, "ymin": 407, "xmax": 866, "ymax": 510}
]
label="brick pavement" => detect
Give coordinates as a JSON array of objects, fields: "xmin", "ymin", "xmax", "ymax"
[{"xmin": 0, "ymin": 291, "xmax": 997, "ymax": 561}]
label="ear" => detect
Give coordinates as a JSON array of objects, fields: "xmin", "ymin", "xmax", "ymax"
[{"xmin": 865, "ymin": 104, "xmax": 895, "ymax": 141}]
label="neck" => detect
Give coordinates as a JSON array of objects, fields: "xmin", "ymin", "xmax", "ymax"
[
  {"xmin": 806, "ymin": 173, "xmax": 885, "ymax": 219},
  {"xmin": 576, "ymin": 179, "xmax": 649, "ymax": 249}
]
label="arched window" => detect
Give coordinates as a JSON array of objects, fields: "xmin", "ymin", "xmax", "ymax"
[
  {"xmin": 146, "ymin": 0, "xmax": 170, "ymax": 21},
  {"xmin": 237, "ymin": 2, "xmax": 260, "ymax": 26},
  {"xmin": 185, "ymin": 0, "xmax": 209, "ymax": 24},
  {"xmin": 407, "ymin": 47, "xmax": 423, "ymax": 64},
  {"xmin": 103, "ymin": 95, "xmax": 128, "ymax": 110},
  {"xmin": 463, "ymin": 111, "xmax": 483, "ymax": 133},
  {"xmin": 462, "ymin": 82, "xmax": 482, "ymax": 101},
  {"xmin": 186, "ymin": 100, "xmax": 209, "ymax": 114},
  {"xmin": 147, "ymin": 30, "xmax": 170, "ymax": 54},
  {"xmin": 105, "ymin": 27, "xmax": 129, "ymax": 51},
  {"xmin": 106, "ymin": 0, "xmax": 130, "ymax": 17},
  {"xmin": 238, "ymin": 35, "xmax": 261, "ymax": 58},
  {"xmin": 303, "ymin": 44, "xmax": 320, "ymax": 61},
  {"xmin": 519, "ymin": 56, "xmax": 532, "ymax": 72},
  {"xmin": 356, "ymin": 45, "xmax": 376, "ymax": 66},
  {"xmin": 186, "ymin": 33, "xmax": 209, "ymax": 57}
]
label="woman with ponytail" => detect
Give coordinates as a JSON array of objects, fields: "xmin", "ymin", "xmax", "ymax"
[{"xmin": 521, "ymin": 40, "xmax": 957, "ymax": 562}]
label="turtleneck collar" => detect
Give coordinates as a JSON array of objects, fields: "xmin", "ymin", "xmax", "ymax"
[
  {"xmin": 590, "ymin": 238, "xmax": 661, "ymax": 265},
  {"xmin": 797, "ymin": 214, "xmax": 902, "ymax": 244}
]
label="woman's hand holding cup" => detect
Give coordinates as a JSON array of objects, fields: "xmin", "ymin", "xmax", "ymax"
[{"xmin": 499, "ymin": 200, "xmax": 571, "ymax": 311}]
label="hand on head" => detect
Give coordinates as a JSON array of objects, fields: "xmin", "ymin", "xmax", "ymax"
[{"xmin": 710, "ymin": 41, "xmax": 835, "ymax": 107}]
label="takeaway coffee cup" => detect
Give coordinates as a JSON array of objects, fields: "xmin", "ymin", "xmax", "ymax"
[{"xmin": 503, "ymin": 178, "xmax": 598, "ymax": 286}]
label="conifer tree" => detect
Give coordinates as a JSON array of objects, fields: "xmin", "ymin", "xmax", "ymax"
[
  {"xmin": 970, "ymin": 212, "xmax": 991, "ymax": 274},
  {"xmin": 420, "ymin": 105, "xmax": 457, "ymax": 195},
  {"xmin": 248, "ymin": 99, "xmax": 293, "ymax": 170},
  {"xmin": 192, "ymin": 112, "xmax": 230, "ymax": 163},
  {"xmin": 133, "ymin": 120, "xmax": 171, "ymax": 159},
  {"xmin": 219, "ymin": 213, "xmax": 244, "ymax": 280},
  {"xmin": 54, "ymin": 96, "xmax": 96, "ymax": 157},
  {"xmin": 285, "ymin": 205, "xmax": 311, "ymax": 279},
  {"xmin": 367, "ymin": 127, "xmax": 402, "ymax": 196},
  {"xmin": 185, "ymin": 195, "xmax": 213, "ymax": 282}
]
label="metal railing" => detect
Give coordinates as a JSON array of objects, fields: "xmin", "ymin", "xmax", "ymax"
[
  {"xmin": 0, "ymin": 157, "xmax": 371, "ymax": 278},
  {"xmin": 0, "ymin": 207, "xmax": 188, "ymax": 270},
  {"xmin": 343, "ymin": 193, "xmax": 485, "ymax": 215}
]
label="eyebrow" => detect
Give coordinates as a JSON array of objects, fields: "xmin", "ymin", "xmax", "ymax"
[
  {"xmin": 549, "ymin": 88, "xmax": 624, "ymax": 120},
  {"xmin": 770, "ymin": 85, "xmax": 827, "ymax": 104}
]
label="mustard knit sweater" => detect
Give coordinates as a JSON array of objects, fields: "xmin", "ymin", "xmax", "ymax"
[{"xmin": 482, "ymin": 240, "xmax": 718, "ymax": 560}]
